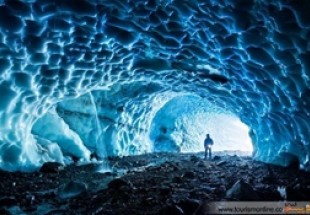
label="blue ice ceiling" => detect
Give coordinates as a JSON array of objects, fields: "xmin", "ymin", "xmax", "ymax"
[{"xmin": 0, "ymin": 0, "xmax": 310, "ymax": 171}]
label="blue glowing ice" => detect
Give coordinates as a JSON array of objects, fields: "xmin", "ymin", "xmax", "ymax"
[{"xmin": 0, "ymin": 0, "xmax": 309, "ymax": 171}]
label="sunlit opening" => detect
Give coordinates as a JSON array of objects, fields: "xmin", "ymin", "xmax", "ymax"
[
  {"xmin": 192, "ymin": 113, "xmax": 253, "ymax": 153},
  {"xmin": 149, "ymin": 95, "xmax": 253, "ymax": 155}
]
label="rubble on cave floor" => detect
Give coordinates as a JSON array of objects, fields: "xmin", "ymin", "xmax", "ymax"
[{"xmin": 1, "ymin": 152, "xmax": 310, "ymax": 215}]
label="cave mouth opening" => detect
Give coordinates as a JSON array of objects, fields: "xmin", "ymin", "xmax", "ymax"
[
  {"xmin": 30, "ymin": 88, "xmax": 253, "ymax": 170},
  {"xmin": 149, "ymin": 95, "xmax": 253, "ymax": 156}
]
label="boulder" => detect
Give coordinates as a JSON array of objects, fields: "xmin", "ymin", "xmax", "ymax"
[
  {"xmin": 226, "ymin": 179, "xmax": 259, "ymax": 200},
  {"xmin": 40, "ymin": 162, "xmax": 64, "ymax": 173},
  {"xmin": 216, "ymin": 161, "xmax": 227, "ymax": 166},
  {"xmin": 2, "ymin": 206, "xmax": 26, "ymax": 215},
  {"xmin": 58, "ymin": 181, "xmax": 87, "ymax": 199},
  {"xmin": 182, "ymin": 171, "xmax": 195, "ymax": 179},
  {"xmin": 0, "ymin": 196, "xmax": 17, "ymax": 207},
  {"xmin": 177, "ymin": 199, "xmax": 200, "ymax": 215},
  {"xmin": 212, "ymin": 156, "xmax": 221, "ymax": 161},
  {"xmin": 189, "ymin": 155, "xmax": 200, "ymax": 163},
  {"xmin": 159, "ymin": 205, "xmax": 184, "ymax": 215},
  {"xmin": 108, "ymin": 178, "xmax": 129, "ymax": 189}
]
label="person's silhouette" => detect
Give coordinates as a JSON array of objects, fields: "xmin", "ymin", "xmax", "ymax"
[{"xmin": 204, "ymin": 134, "xmax": 214, "ymax": 160}]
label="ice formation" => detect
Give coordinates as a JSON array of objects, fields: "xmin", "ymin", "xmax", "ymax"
[
  {"xmin": 32, "ymin": 108, "xmax": 91, "ymax": 162},
  {"xmin": 0, "ymin": 0, "xmax": 310, "ymax": 171}
]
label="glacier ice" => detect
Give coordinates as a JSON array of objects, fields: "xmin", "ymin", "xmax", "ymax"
[
  {"xmin": 55, "ymin": 83, "xmax": 172, "ymax": 157},
  {"xmin": 0, "ymin": 0, "xmax": 310, "ymax": 171},
  {"xmin": 32, "ymin": 108, "xmax": 90, "ymax": 162}
]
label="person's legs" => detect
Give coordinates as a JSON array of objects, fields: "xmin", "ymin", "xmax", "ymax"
[
  {"xmin": 204, "ymin": 148, "xmax": 207, "ymax": 160},
  {"xmin": 209, "ymin": 147, "xmax": 212, "ymax": 159}
]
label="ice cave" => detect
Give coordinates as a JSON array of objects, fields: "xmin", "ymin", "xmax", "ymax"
[{"xmin": 0, "ymin": 0, "xmax": 310, "ymax": 213}]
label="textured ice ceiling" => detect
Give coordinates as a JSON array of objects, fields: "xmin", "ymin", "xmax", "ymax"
[{"xmin": 0, "ymin": 0, "xmax": 310, "ymax": 171}]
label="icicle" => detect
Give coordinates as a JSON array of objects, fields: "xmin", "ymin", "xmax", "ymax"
[{"xmin": 89, "ymin": 92, "xmax": 110, "ymax": 172}]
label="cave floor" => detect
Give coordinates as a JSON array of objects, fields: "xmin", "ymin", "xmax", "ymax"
[{"xmin": 1, "ymin": 152, "xmax": 310, "ymax": 215}]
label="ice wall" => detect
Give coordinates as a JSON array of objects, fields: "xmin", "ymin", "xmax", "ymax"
[
  {"xmin": 32, "ymin": 108, "xmax": 90, "ymax": 162},
  {"xmin": 55, "ymin": 82, "xmax": 175, "ymax": 157},
  {"xmin": 0, "ymin": 0, "xmax": 310, "ymax": 171}
]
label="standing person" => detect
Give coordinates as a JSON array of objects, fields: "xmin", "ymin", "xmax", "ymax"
[{"xmin": 204, "ymin": 134, "xmax": 214, "ymax": 160}]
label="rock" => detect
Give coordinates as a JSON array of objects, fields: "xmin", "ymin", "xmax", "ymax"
[
  {"xmin": 196, "ymin": 161, "xmax": 205, "ymax": 168},
  {"xmin": 226, "ymin": 179, "xmax": 259, "ymax": 200},
  {"xmin": 262, "ymin": 176, "xmax": 276, "ymax": 184},
  {"xmin": 172, "ymin": 176, "xmax": 183, "ymax": 184},
  {"xmin": 58, "ymin": 181, "xmax": 87, "ymax": 199},
  {"xmin": 177, "ymin": 199, "xmax": 200, "ymax": 215},
  {"xmin": 0, "ymin": 196, "xmax": 17, "ymax": 207},
  {"xmin": 218, "ymin": 173, "xmax": 226, "ymax": 178},
  {"xmin": 201, "ymin": 184, "xmax": 216, "ymax": 193},
  {"xmin": 286, "ymin": 186, "xmax": 309, "ymax": 200},
  {"xmin": 189, "ymin": 155, "xmax": 200, "ymax": 163},
  {"xmin": 238, "ymin": 161, "xmax": 248, "ymax": 168},
  {"xmin": 182, "ymin": 171, "xmax": 195, "ymax": 179},
  {"xmin": 293, "ymin": 183, "xmax": 301, "ymax": 190},
  {"xmin": 108, "ymin": 178, "xmax": 128, "ymax": 189},
  {"xmin": 212, "ymin": 156, "xmax": 221, "ymax": 161},
  {"xmin": 218, "ymin": 185, "xmax": 227, "ymax": 193},
  {"xmin": 34, "ymin": 203, "xmax": 57, "ymax": 215},
  {"xmin": 160, "ymin": 187, "xmax": 171, "ymax": 196},
  {"xmin": 25, "ymin": 193, "xmax": 35, "ymax": 205},
  {"xmin": 231, "ymin": 155, "xmax": 242, "ymax": 161},
  {"xmin": 216, "ymin": 161, "xmax": 227, "ymax": 166},
  {"xmin": 196, "ymin": 160, "xmax": 212, "ymax": 168},
  {"xmin": 0, "ymin": 208, "xmax": 7, "ymax": 215},
  {"xmin": 195, "ymin": 201, "xmax": 212, "ymax": 215},
  {"xmin": 258, "ymin": 188, "xmax": 282, "ymax": 201},
  {"xmin": 40, "ymin": 162, "xmax": 64, "ymax": 173},
  {"xmin": 3, "ymin": 206, "xmax": 26, "ymax": 215},
  {"xmin": 159, "ymin": 205, "xmax": 184, "ymax": 215}
]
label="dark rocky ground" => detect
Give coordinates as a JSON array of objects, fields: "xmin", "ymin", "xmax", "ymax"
[{"xmin": 1, "ymin": 152, "xmax": 310, "ymax": 215}]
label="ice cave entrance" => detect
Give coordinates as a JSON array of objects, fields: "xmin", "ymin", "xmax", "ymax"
[{"xmin": 150, "ymin": 96, "xmax": 253, "ymax": 156}]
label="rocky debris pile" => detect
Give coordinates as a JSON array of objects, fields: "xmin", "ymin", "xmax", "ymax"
[{"xmin": 0, "ymin": 152, "xmax": 310, "ymax": 214}]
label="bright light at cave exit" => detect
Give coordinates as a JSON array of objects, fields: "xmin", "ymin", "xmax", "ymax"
[
  {"xmin": 150, "ymin": 96, "xmax": 253, "ymax": 154},
  {"xmin": 202, "ymin": 113, "xmax": 253, "ymax": 153}
]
